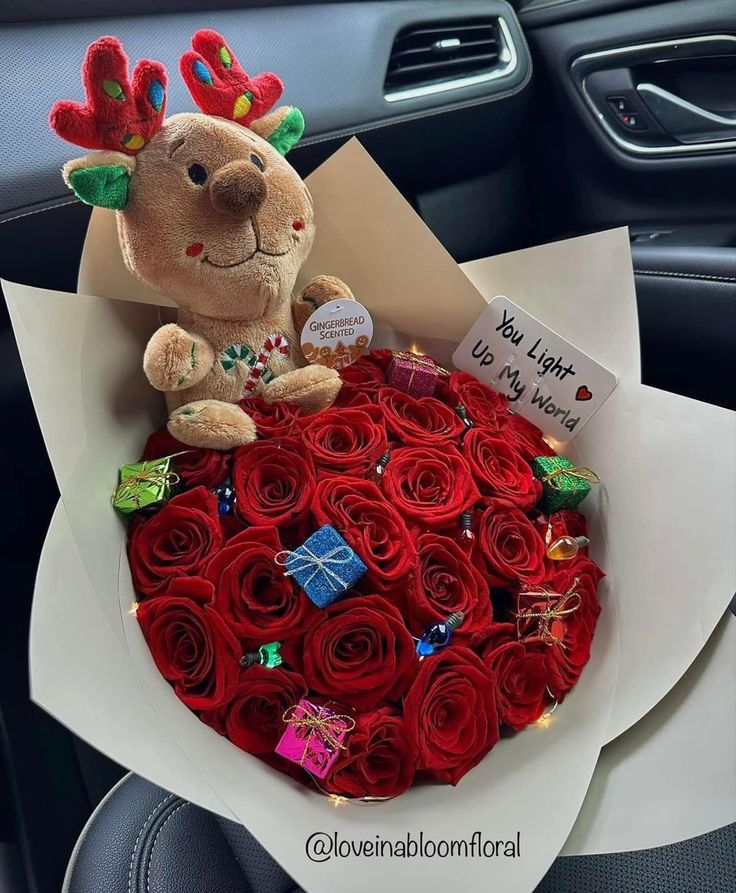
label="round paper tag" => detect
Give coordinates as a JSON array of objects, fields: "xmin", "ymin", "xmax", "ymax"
[{"xmin": 300, "ymin": 298, "xmax": 373, "ymax": 370}]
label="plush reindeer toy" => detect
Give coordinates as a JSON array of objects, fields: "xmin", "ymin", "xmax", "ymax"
[{"xmin": 50, "ymin": 30, "xmax": 352, "ymax": 449}]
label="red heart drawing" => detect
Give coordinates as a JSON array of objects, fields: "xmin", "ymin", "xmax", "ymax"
[{"xmin": 576, "ymin": 385, "xmax": 593, "ymax": 402}]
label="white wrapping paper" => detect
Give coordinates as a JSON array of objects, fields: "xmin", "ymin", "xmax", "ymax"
[{"xmin": 5, "ymin": 139, "xmax": 734, "ymax": 892}]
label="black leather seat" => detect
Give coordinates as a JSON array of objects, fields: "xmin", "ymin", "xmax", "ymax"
[
  {"xmin": 64, "ymin": 773, "xmax": 735, "ymax": 893},
  {"xmin": 63, "ymin": 775, "xmax": 301, "ymax": 893}
]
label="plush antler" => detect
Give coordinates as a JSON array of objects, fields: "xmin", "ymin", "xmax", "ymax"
[
  {"xmin": 180, "ymin": 29, "xmax": 283, "ymax": 126},
  {"xmin": 49, "ymin": 36, "xmax": 167, "ymax": 154}
]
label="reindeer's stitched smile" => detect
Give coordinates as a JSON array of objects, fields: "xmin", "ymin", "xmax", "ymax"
[
  {"xmin": 199, "ymin": 216, "xmax": 298, "ymax": 268},
  {"xmin": 202, "ymin": 245, "xmax": 291, "ymax": 268}
]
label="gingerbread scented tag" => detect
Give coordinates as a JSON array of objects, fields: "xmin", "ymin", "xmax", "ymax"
[{"xmin": 301, "ymin": 299, "xmax": 373, "ymax": 370}]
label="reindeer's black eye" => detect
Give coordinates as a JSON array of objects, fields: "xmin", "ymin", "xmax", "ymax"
[
  {"xmin": 250, "ymin": 153, "xmax": 265, "ymax": 172},
  {"xmin": 187, "ymin": 163, "xmax": 208, "ymax": 185}
]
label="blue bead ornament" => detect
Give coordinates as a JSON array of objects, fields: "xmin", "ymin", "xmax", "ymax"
[
  {"xmin": 278, "ymin": 525, "xmax": 366, "ymax": 609},
  {"xmin": 416, "ymin": 611, "xmax": 465, "ymax": 658}
]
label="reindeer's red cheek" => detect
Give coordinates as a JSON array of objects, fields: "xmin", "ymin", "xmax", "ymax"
[
  {"xmin": 186, "ymin": 242, "xmax": 204, "ymax": 257},
  {"xmin": 292, "ymin": 220, "xmax": 304, "ymax": 231}
]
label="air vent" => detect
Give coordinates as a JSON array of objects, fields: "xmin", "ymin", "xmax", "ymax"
[{"xmin": 384, "ymin": 17, "xmax": 516, "ymax": 102}]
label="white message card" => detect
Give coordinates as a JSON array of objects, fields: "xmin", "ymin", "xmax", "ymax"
[{"xmin": 453, "ymin": 296, "xmax": 618, "ymax": 441}]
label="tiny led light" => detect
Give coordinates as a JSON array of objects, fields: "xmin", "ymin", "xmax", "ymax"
[
  {"xmin": 129, "ymin": 601, "xmax": 139, "ymax": 616},
  {"xmin": 328, "ymin": 794, "xmax": 348, "ymax": 808},
  {"xmin": 536, "ymin": 698, "xmax": 558, "ymax": 728}
]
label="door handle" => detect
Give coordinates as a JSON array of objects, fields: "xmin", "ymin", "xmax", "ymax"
[
  {"xmin": 637, "ymin": 83, "xmax": 736, "ymax": 144},
  {"xmin": 571, "ymin": 34, "xmax": 736, "ymax": 156}
]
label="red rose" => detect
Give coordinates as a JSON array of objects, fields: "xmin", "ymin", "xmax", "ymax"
[
  {"xmin": 312, "ymin": 477, "xmax": 416, "ymax": 591},
  {"xmin": 478, "ymin": 506, "xmax": 546, "ymax": 586},
  {"xmin": 225, "ymin": 666, "xmax": 308, "ymax": 755},
  {"xmin": 484, "ymin": 641, "xmax": 550, "ymax": 730},
  {"xmin": 204, "ymin": 527, "xmax": 316, "ymax": 642},
  {"xmin": 136, "ymin": 577, "xmax": 240, "ymax": 710},
  {"xmin": 534, "ymin": 557, "xmax": 603, "ymax": 699},
  {"xmin": 505, "ymin": 412, "xmax": 555, "ymax": 462},
  {"xmin": 407, "ymin": 534, "xmax": 492, "ymax": 641},
  {"xmin": 404, "ymin": 647, "xmax": 499, "ymax": 785},
  {"xmin": 238, "ymin": 396, "xmax": 302, "ymax": 439},
  {"xmin": 339, "ymin": 351, "xmax": 390, "ymax": 389},
  {"xmin": 141, "ymin": 427, "xmax": 231, "ymax": 489},
  {"xmin": 327, "ymin": 707, "xmax": 416, "ymax": 798},
  {"xmin": 481, "ymin": 620, "xmax": 516, "ymax": 646},
  {"xmin": 128, "ymin": 487, "xmax": 224, "ymax": 597},
  {"xmin": 302, "ymin": 595, "xmax": 418, "ymax": 710},
  {"xmin": 464, "ymin": 428, "xmax": 542, "ymax": 512},
  {"xmin": 333, "ymin": 387, "xmax": 378, "ymax": 408},
  {"xmin": 232, "ymin": 437, "xmax": 315, "ymax": 528},
  {"xmin": 449, "ymin": 372, "xmax": 509, "ymax": 430},
  {"xmin": 548, "ymin": 556, "xmax": 603, "ymax": 631},
  {"xmin": 383, "ymin": 445, "xmax": 480, "ymax": 528},
  {"xmin": 544, "ymin": 510, "xmax": 589, "ymax": 543},
  {"xmin": 378, "ymin": 389, "xmax": 465, "ymax": 447},
  {"xmin": 300, "ymin": 406, "xmax": 387, "ymax": 480}
]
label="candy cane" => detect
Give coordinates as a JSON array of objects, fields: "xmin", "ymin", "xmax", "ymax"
[{"xmin": 242, "ymin": 333, "xmax": 289, "ymax": 393}]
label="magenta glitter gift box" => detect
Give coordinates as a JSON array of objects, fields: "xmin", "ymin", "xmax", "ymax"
[
  {"xmin": 387, "ymin": 351, "xmax": 441, "ymax": 397},
  {"xmin": 275, "ymin": 699, "xmax": 355, "ymax": 779}
]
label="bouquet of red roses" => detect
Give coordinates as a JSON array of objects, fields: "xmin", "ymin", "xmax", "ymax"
[{"xmin": 125, "ymin": 350, "xmax": 603, "ymax": 801}]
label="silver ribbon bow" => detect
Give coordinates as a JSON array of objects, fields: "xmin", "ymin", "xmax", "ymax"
[{"xmin": 275, "ymin": 544, "xmax": 354, "ymax": 592}]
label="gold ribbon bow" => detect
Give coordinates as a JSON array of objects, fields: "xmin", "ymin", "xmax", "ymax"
[
  {"xmin": 112, "ymin": 466, "xmax": 180, "ymax": 509},
  {"xmin": 282, "ymin": 703, "xmax": 356, "ymax": 766},
  {"xmin": 514, "ymin": 577, "xmax": 582, "ymax": 648},
  {"xmin": 542, "ymin": 466, "xmax": 600, "ymax": 491}
]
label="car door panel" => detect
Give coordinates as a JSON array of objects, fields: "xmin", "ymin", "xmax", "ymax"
[{"xmin": 521, "ymin": 0, "xmax": 736, "ymax": 409}]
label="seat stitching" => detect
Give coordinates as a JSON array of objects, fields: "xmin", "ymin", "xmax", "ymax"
[
  {"xmin": 0, "ymin": 198, "xmax": 79, "ymax": 224},
  {"xmin": 145, "ymin": 802, "xmax": 191, "ymax": 893},
  {"xmin": 127, "ymin": 793, "xmax": 177, "ymax": 893},
  {"xmin": 634, "ymin": 268, "xmax": 736, "ymax": 284}
]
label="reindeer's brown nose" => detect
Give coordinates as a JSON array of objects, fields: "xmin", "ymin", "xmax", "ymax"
[{"xmin": 209, "ymin": 160, "xmax": 267, "ymax": 220}]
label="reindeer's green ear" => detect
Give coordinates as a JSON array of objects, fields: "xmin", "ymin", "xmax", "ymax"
[
  {"xmin": 250, "ymin": 106, "xmax": 305, "ymax": 155},
  {"xmin": 62, "ymin": 152, "xmax": 136, "ymax": 209}
]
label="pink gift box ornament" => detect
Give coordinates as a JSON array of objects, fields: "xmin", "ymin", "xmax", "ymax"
[
  {"xmin": 388, "ymin": 351, "xmax": 445, "ymax": 397},
  {"xmin": 276, "ymin": 700, "xmax": 355, "ymax": 779}
]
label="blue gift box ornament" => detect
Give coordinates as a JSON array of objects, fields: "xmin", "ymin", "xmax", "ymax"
[{"xmin": 276, "ymin": 525, "xmax": 366, "ymax": 608}]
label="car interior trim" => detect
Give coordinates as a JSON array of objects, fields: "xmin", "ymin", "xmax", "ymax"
[
  {"xmin": 573, "ymin": 34, "xmax": 736, "ymax": 158},
  {"xmin": 384, "ymin": 16, "xmax": 519, "ymax": 103}
]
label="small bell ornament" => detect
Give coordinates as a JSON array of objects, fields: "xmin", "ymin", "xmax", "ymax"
[{"xmin": 416, "ymin": 611, "xmax": 464, "ymax": 659}]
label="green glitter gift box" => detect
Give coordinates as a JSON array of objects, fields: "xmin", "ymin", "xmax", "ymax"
[
  {"xmin": 112, "ymin": 455, "xmax": 180, "ymax": 515},
  {"xmin": 531, "ymin": 455, "xmax": 599, "ymax": 514}
]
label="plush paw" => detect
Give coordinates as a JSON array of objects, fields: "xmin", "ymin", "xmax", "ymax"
[
  {"xmin": 263, "ymin": 365, "xmax": 342, "ymax": 414},
  {"xmin": 167, "ymin": 400, "xmax": 257, "ymax": 449},
  {"xmin": 143, "ymin": 324, "xmax": 214, "ymax": 392},
  {"xmin": 292, "ymin": 275, "xmax": 354, "ymax": 333}
]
